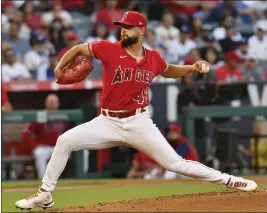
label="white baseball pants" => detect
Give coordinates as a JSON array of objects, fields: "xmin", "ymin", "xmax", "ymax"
[
  {"xmin": 33, "ymin": 146, "xmax": 54, "ymax": 179},
  {"xmin": 41, "ymin": 110, "xmax": 230, "ymax": 192}
]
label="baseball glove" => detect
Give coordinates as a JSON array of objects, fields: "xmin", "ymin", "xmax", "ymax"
[{"xmin": 56, "ymin": 56, "xmax": 94, "ymax": 84}]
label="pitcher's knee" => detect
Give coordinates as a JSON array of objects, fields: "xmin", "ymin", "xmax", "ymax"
[{"xmin": 56, "ymin": 134, "xmax": 73, "ymax": 151}]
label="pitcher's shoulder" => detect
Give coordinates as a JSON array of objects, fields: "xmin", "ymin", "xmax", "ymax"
[
  {"xmin": 103, "ymin": 40, "xmax": 123, "ymax": 50},
  {"xmin": 90, "ymin": 40, "xmax": 119, "ymax": 46},
  {"xmin": 149, "ymin": 49, "xmax": 165, "ymax": 60}
]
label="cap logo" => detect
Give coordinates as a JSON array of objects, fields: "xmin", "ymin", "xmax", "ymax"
[
  {"xmin": 123, "ymin": 12, "xmax": 129, "ymax": 20},
  {"xmin": 139, "ymin": 21, "xmax": 142, "ymax": 25}
]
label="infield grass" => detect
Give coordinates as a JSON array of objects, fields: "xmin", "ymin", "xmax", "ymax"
[{"xmin": 2, "ymin": 178, "xmax": 267, "ymax": 212}]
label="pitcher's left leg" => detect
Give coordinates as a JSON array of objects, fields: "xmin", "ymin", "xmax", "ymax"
[{"xmin": 127, "ymin": 112, "xmax": 257, "ymax": 191}]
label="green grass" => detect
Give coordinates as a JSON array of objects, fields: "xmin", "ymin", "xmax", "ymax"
[
  {"xmin": 2, "ymin": 179, "xmax": 267, "ymax": 212},
  {"xmin": 2, "ymin": 179, "xmax": 109, "ymax": 188}
]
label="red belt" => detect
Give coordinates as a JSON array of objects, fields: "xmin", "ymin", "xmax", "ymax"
[{"xmin": 101, "ymin": 108, "xmax": 146, "ymax": 118}]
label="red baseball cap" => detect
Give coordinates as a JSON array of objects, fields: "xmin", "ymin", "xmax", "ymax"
[
  {"xmin": 68, "ymin": 32, "xmax": 79, "ymax": 41},
  {"xmin": 168, "ymin": 124, "xmax": 182, "ymax": 134},
  {"xmin": 226, "ymin": 51, "xmax": 242, "ymax": 62},
  {"xmin": 113, "ymin": 11, "xmax": 147, "ymax": 28}
]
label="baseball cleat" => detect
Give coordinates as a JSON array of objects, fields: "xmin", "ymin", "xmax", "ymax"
[
  {"xmin": 15, "ymin": 189, "xmax": 54, "ymax": 210},
  {"xmin": 226, "ymin": 176, "xmax": 257, "ymax": 192}
]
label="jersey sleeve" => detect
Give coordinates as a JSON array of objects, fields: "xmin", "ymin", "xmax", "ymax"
[
  {"xmin": 22, "ymin": 123, "xmax": 38, "ymax": 149},
  {"xmin": 153, "ymin": 50, "xmax": 169, "ymax": 76},
  {"xmin": 88, "ymin": 40, "xmax": 113, "ymax": 63}
]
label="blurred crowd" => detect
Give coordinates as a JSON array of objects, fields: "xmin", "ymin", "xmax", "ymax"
[{"xmin": 1, "ymin": 0, "xmax": 267, "ymax": 83}]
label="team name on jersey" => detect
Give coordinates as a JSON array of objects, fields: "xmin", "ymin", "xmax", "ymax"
[{"xmin": 112, "ymin": 66, "xmax": 154, "ymax": 84}]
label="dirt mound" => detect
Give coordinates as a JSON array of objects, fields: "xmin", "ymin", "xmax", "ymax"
[{"xmin": 46, "ymin": 190, "xmax": 267, "ymax": 212}]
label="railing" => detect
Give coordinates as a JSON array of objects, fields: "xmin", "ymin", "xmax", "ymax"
[{"xmin": 183, "ymin": 106, "xmax": 267, "ymax": 145}]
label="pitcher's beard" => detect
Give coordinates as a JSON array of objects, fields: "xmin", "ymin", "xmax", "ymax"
[{"xmin": 121, "ymin": 36, "xmax": 139, "ymax": 48}]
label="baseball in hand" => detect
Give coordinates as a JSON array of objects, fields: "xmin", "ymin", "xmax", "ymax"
[{"xmin": 193, "ymin": 61, "xmax": 210, "ymax": 73}]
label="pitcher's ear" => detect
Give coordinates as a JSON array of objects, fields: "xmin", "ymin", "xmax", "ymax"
[{"xmin": 140, "ymin": 27, "xmax": 146, "ymax": 36}]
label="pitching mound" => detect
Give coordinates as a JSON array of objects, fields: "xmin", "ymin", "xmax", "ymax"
[{"xmin": 46, "ymin": 190, "xmax": 267, "ymax": 212}]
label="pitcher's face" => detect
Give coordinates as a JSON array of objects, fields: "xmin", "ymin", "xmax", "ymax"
[{"xmin": 120, "ymin": 24, "xmax": 144, "ymax": 48}]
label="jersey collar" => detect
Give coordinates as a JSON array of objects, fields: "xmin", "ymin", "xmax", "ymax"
[{"xmin": 124, "ymin": 45, "xmax": 147, "ymax": 66}]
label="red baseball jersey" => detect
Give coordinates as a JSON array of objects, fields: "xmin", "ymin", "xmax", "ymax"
[
  {"xmin": 22, "ymin": 122, "xmax": 71, "ymax": 149},
  {"xmin": 88, "ymin": 40, "xmax": 168, "ymax": 110}
]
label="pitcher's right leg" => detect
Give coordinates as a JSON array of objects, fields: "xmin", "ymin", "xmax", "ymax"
[
  {"xmin": 15, "ymin": 115, "xmax": 124, "ymax": 210},
  {"xmin": 127, "ymin": 111, "xmax": 257, "ymax": 192}
]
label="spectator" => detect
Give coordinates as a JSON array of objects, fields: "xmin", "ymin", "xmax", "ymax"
[
  {"xmin": 94, "ymin": 0, "xmax": 123, "ymax": 31},
  {"xmin": 36, "ymin": 50, "xmax": 58, "ymax": 81},
  {"xmin": 183, "ymin": 48, "xmax": 202, "ymax": 66},
  {"xmin": 235, "ymin": 37, "xmax": 250, "ymax": 60},
  {"xmin": 238, "ymin": 119, "xmax": 267, "ymax": 174},
  {"xmin": 126, "ymin": 151, "xmax": 160, "ymax": 179},
  {"xmin": 61, "ymin": 26, "xmax": 74, "ymax": 43},
  {"xmin": 84, "ymin": 21, "xmax": 117, "ymax": 43},
  {"xmin": 2, "ymin": 2, "xmax": 17, "ymax": 35},
  {"xmin": 1, "ymin": 41, "xmax": 14, "ymax": 63},
  {"xmin": 244, "ymin": 1, "xmax": 267, "ymax": 13},
  {"xmin": 1, "ymin": 85, "xmax": 12, "ymax": 113},
  {"xmin": 191, "ymin": 12, "xmax": 205, "ymax": 39},
  {"xmin": 195, "ymin": 23, "xmax": 213, "ymax": 48},
  {"xmin": 215, "ymin": 51, "xmax": 243, "ymax": 83},
  {"xmin": 166, "ymin": 25, "xmax": 196, "ymax": 64},
  {"xmin": 2, "ymin": 20, "xmax": 31, "ymax": 56},
  {"xmin": 255, "ymin": 9, "xmax": 267, "ymax": 31},
  {"xmin": 84, "ymin": 21, "xmax": 117, "ymax": 79},
  {"xmin": 201, "ymin": 47, "xmax": 224, "ymax": 74},
  {"xmin": 218, "ymin": 23, "xmax": 239, "ymax": 53},
  {"xmin": 161, "ymin": 0, "xmax": 200, "ymax": 25},
  {"xmin": 212, "ymin": 15, "xmax": 242, "ymax": 42},
  {"xmin": 2, "ymin": 1, "xmax": 17, "ymax": 21},
  {"xmin": 160, "ymin": 123, "xmax": 200, "ymax": 179},
  {"xmin": 24, "ymin": 32, "xmax": 49, "ymax": 78},
  {"xmin": 207, "ymin": 1, "xmax": 238, "ymax": 24},
  {"xmin": 143, "ymin": 29, "xmax": 158, "ymax": 50},
  {"xmin": 42, "ymin": 1, "xmax": 73, "ymax": 27},
  {"xmin": 155, "ymin": 10, "xmax": 180, "ymax": 48},
  {"xmin": 143, "ymin": 29, "xmax": 166, "ymax": 58},
  {"xmin": 211, "ymin": 37, "xmax": 222, "ymax": 52},
  {"xmin": 22, "ymin": 1, "xmax": 42, "ymax": 31},
  {"xmin": 240, "ymin": 54, "xmax": 264, "ymax": 82},
  {"xmin": 48, "ymin": 18, "xmax": 66, "ymax": 53},
  {"xmin": 3, "ymin": 8, "xmax": 31, "ymax": 41},
  {"xmin": 235, "ymin": 0, "xmax": 261, "ymax": 24},
  {"xmin": 22, "ymin": 94, "xmax": 71, "ymax": 179},
  {"xmin": 248, "ymin": 22, "xmax": 267, "ymax": 64},
  {"xmin": 58, "ymin": 32, "xmax": 80, "ymax": 60},
  {"xmin": 2, "ymin": 48, "xmax": 31, "ymax": 82}
]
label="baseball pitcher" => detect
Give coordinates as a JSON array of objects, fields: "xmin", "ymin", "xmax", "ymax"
[{"xmin": 15, "ymin": 11, "xmax": 257, "ymax": 211}]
